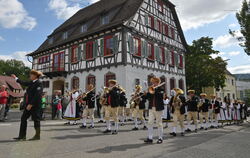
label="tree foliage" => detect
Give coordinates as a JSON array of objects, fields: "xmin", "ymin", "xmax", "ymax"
[
  {"xmin": 186, "ymin": 37, "xmax": 227, "ymax": 94},
  {"xmin": 0, "ymin": 59, "xmax": 30, "ymax": 81},
  {"xmin": 230, "ymin": 0, "xmax": 250, "ymax": 55}
]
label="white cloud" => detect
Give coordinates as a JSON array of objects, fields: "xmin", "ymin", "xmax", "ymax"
[
  {"xmin": 229, "ymin": 23, "xmax": 237, "ymax": 28},
  {"xmin": 228, "ymin": 51, "xmax": 241, "ymax": 56},
  {"xmin": 48, "ymin": 0, "xmax": 81, "ymax": 20},
  {"xmin": 0, "ymin": 0, "xmax": 37, "ymax": 30},
  {"xmin": 0, "ymin": 36, "xmax": 4, "ymax": 41},
  {"xmin": 213, "ymin": 34, "xmax": 239, "ymax": 48},
  {"xmin": 0, "ymin": 51, "xmax": 32, "ymax": 67},
  {"xmin": 211, "ymin": 52, "xmax": 226, "ymax": 59},
  {"xmin": 228, "ymin": 65, "xmax": 250, "ymax": 74},
  {"xmin": 171, "ymin": 0, "xmax": 242, "ymax": 31},
  {"xmin": 48, "ymin": 0, "xmax": 100, "ymax": 20}
]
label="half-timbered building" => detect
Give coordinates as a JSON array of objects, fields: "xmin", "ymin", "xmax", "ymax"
[{"xmin": 28, "ymin": 0, "xmax": 188, "ymax": 98}]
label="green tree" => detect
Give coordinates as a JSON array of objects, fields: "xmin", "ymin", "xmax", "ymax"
[
  {"xmin": 230, "ymin": 0, "xmax": 250, "ymax": 55},
  {"xmin": 0, "ymin": 59, "xmax": 30, "ymax": 81},
  {"xmin": 186, "ymin": 37, "xmax": 227, "ymax": 94}
]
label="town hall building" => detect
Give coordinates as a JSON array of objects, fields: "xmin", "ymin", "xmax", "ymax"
[{"xmin": 28, "ymin": 0, "xmax": 188, "ymax": 98}]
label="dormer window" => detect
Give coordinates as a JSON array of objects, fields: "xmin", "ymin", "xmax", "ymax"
[
  {"xmin": 62, "ymin": 32, "xmax": 68, "ymax": 40},
  {"xmin": 81, "ymin": 24, "xmax": 88, "ymax": 33},
  {"xmin": 101, "ymin": 14, "xmax": 110, "ymax": 25},
  {"xmin": 48, "ymin": 37, "xmax": 53, "ymax": 44}
]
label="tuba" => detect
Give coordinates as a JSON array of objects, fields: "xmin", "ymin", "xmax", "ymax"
[{"xmin": 172, "ymin": 88, "xmax": 184, "ymax": 111}]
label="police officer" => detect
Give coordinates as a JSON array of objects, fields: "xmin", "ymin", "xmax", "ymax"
[{"xmin": 12, "ymin": 70, "xmax": 43, "ymax": 141}]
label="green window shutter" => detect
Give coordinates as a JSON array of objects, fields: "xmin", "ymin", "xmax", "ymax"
[
  {"xmin": 100, "ymin": 39, "xmax": 104, "ymax": 56},
  {"xmin": 113, "ymin": 35, "xmax": 119, "ymax": 54},
  {"xmin": 128, "ymin": 35, "xmax": 134, "ymax": 54},
  {"xmin": 93, "ymin": 40, "xmax": 98, "ymax": 58},
  {"xmin": 174, "ymin": 53, "xmax": 178, "ymax": 66},
  {"xmin": 154, "ymin": 45, "xmax": 158, "ymax": 60},
  {"xmin": 145, "ymin": 14, "xmax": 148, "ymax": 26},
  {"xmin": 77, "ymin": 45, "xmax": 82, "ymax": 61},
  {"xmin": 82, "ymin": 43, "xmax": 86, "ymax": 60},
  {"xmin": 156, "ymin": 46, "xmax": 160, "ymax": 61},
  {"xmin": 141, "ymin": 40, "xmax": 145, "ymax": 57},
  {"xmin": 68, "ymin": 47, "xmax": 72, "ymax": 63},
  {"xmin": 165, "ymin": 49, "xmax": 170, "ymax": 64},
  {"xmin": 144, "ymin": 40, "xmax": 148, "ymax": 58}
]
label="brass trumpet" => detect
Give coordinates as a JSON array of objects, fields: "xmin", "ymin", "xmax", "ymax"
[
  {"xmin": 148, "ymin": 82, "xmax": 166, "ymax": 94},
  {"xmin": 77, "ymin": 87, "xmax": 96, "ymax": 102}
]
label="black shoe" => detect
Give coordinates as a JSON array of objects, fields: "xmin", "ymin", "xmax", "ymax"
[
  {"xmin": 157, "ymin": 139, "xmax": 163, "ymax": 144},
  {"xmin": 144, "ymin": 138, "xmax": 153, "ymax": 144},
  {"xmin": 205, "ymin": 128, "xmax": 208, "ymax": 130},
  {"xmin": 13, "ymin": 137, "xmax": 26, "ymax": 141},
  {"xmin": 185, "ymin": 129, "xmax": 191, "ymax": 132},
  {"xmin": 72, "ymin": 122, "xmax": 77, "ymax": 125},
  {"xmin": 103, "ymin": 129, "xmax": 111, "ymax": 134},
  {"xmin": 142, "ymin": 126, "xmax": 147, "ymax": 130},
  {"xmin": 98, "ymin": 120, "xmax": 104, "ymax": 123},
  {"xmin": 64, "ymin": 122, "xmax": 70, "ymax": 125},
  {"xmin": 120, "ymin": 123, "xmax": 125, "ymax": 126},
  {"xmin": 200, "ymin": 127, "xmax": 204, "ymax": 130},
  {"xmin": 195, "ymin": 129, "xmax": 198, "ymax": 133},
  {"xmin": 28, "ymin": 136, "xmax": 40, "ymax": 141},
  {"xmin": 181, "ymin": 132, "xmax": 185, "ymax": 136},
  {"xmin": 88, "ymin": 126, "xmax": 95, "ymax": 129},
  {"xmin": 128, "ymin": 119, "xmax": 133, "ymax": 122},
  {"xmin": 0, "ymin": 120, "xmax": 5, "ymax": 122},
  {"xmin": 80, "ymin": 125, "xmax": 87, "ymax": 129},
  {"xmin": 112, "ymin": 130, "xmax": 118, "ymax": 135},
  {"xmin": 132, "ymin": 127, "xmax": 139, "ymax": 131},
  {"xmin": 170, "ymin": 132, "xmax": 177, "ymax": 137},
  {"xmin": 210, "ymin": 125, "xmax": 215, "ymax": 128}
]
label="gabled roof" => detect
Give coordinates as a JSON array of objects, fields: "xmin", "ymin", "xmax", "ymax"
[
  {"xmin": 29, "ymin": 0, "xmax": 144, "ymax": 56},
  {"xmin": 29, "ymin": 0, "xmax": 188, "ymax": 56},
  {"xmin": 0, "ymin": 76, "xmax": 24, "ymax": 98}
]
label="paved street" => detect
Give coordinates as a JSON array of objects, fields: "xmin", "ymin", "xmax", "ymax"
[{"xmin": 0, "ymin": 112, "xmax": 250, "ymax": 158}]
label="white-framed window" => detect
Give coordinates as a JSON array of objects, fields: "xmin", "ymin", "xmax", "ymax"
[
  {"xmin": 101, "ymin": 15, "xmax": 109, "ymax": 25},
  {"xmin": 81, "ymin": 24, "xmax": 88, "ymax": 33},
  {"xmin": 48, "ymin": 37, "xmax": 53, "ymax": 44},
  {"xmin": 62, "ymin": 32, "xmax": 68, "ymax": 40}
]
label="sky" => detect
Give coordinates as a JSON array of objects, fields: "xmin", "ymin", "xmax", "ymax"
[{"xmin": 0, "ymin": 0, "xmax": 248, "ymax": 74}]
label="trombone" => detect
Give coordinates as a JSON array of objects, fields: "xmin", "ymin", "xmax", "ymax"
[{"xmin": 77, "ymin": 88, "xmax": 96, "ymax": 102}]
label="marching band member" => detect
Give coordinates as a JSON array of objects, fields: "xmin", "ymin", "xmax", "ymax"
[
  {"xmin": 99, "ymin": 87, "xmax": 109, "ymax": 123},
  {"xmin": 131, "ymin": 85, "xmax": 147, "ymax": 130},
  {"xmin": 169, "ymin": 88, "xmax": 186, "ymax": 137},
  {"xmin": 103, "ymin": 80, "xmax": 120, "ymax": 135},
  {"xmin": 80, "ymin": 84, "xmax": 96, "ymax": 129},
  {"xmin": 118, "ymin": 86, "xmax": 127, "ymax": 126},
  {"xmin": 144, "ymin": 77, "xmax": 165, "ymax": 144},
  {"xmin": 199, "ymin": 93, "xmax": 210, "ymax": 130},
  {"xmin": 186, "ymin": 90, "xmax": 199, "ymax": 132},
  {"xmin": 162, "ymin": 93, "xmax": 171, "ymax": 128},
  {"xmin": 63, "ymin": 89, "xmax": 81, "ymax": 125},
  {"xmin": 211, "ymin": 96, "xmax": 220, "ymax": 128}
]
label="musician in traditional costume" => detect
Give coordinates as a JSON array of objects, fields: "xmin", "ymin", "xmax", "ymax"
[
  {"xmin": 186, "ymin": 90, "xmax": 199, "ymax": 132},
  {"xmin": 210, "ymin": 96, "xmax": 220, "ymax": 128},
  {"xmin": 63, "ymin": 89, "xmax": 81, "ymax": 125},
  {"xmin": 80, "ymin": 84, "xmax": 96, "ymax": 129},
  {"xmin": 162, "ymin": 94, "xmax": 171, "ymax": 128},
  {"xmin": 99, "ymin": 87, "xmax": 109, "ymax": 123},
  {"xmin": 144, "ymin": 77, "xmax": 165, "ymax": 144},
  {"xmin": 118, "ymin": 86, "xmax": 127, "ymax": 126},
  {"xmin": 169, "ymin": 88, "xmax": 186, "ymax": 136},
  {"xmin": 199, "ymin": 93, "xmax": 210, "ymax": 130},
  {"xmin": 131, "ymin": 85, "xmax": 147, "ymax": 130},
  {"xmin": 103, "ymin": 80, "xmax": 120, "ymax": 135}
]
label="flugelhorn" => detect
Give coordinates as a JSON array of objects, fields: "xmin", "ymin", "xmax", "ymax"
[{"xmin": 148, "ymin": 82, "xmax": 166, "ymax": 94}]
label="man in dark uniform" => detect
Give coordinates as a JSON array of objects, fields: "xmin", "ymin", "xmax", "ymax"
[
  {"xmin": 144, "ymin": 77, "xmax": 164, "ymax": 144},
  {"xmin": 118, "ymin": 86, "xmax": 127, "ymax": 126},
  {"xmin": 186, "ymin": 90, "xmax": 199, "ymax": 132},
  {"xmin": 80, "ymin": 84, "xmax": 95, "ymax": 128},
  {"xmin": 12, "ymin": 70, "xmax": 43, "ymax": 141},
  {"xmin": 199, "ymin": 93, "xmax": 210, "ymax": 130},
  {"xmin": 103, "ymin": 80, "xmax": 120, "ymax": 135}
]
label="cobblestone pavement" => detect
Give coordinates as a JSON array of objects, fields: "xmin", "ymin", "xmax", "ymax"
[{"xmin": 0, "ymin": 117, "xmax": 250, "ymax": 158}]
